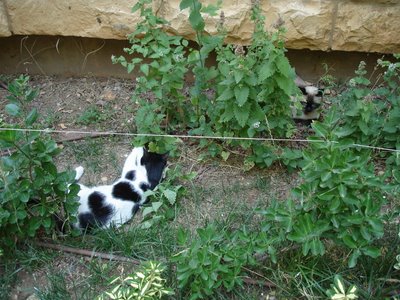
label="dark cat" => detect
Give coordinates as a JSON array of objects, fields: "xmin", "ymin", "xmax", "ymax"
[
  {"xmin": 292, "ymin": 75, "xmax": 324, "ymax": 122},
  {"xmin": 72, "ymin": 147, "xmax": 167, "ymax": 231}
]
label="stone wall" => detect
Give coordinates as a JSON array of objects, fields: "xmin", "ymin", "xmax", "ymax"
[{"xmin": 0, "ymin": 0, "xmax": 399, "ymax": 53}]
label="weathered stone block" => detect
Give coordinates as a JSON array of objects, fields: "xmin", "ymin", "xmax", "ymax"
[
  {"xmin": 2, "ymin": 0, "xmax": 400, "ymax": 53},
  {"xmin": 5, "ymin": 0, "xmax": 138, "ymax": 39},
  {"xmin": 333, "ymin": 1, "xmax": 400, "ymax": 53},
  {"xmin": 0, "ymin": 1, "xmax": 11, "ymax": 37}
]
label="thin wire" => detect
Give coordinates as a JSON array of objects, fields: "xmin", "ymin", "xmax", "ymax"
[{"xmin": 0, "ymin": 127, "xmax": 399, "ymax": 153}]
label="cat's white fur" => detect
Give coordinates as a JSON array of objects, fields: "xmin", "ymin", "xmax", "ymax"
[{"xmin": 74, "ymin": 147, "xmax": 150, "ymax": 229}]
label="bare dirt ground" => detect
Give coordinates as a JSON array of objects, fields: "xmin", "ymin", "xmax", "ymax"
[{"xmin": 1, "ymin": 75, "xmax": 302, "ymax": 299}]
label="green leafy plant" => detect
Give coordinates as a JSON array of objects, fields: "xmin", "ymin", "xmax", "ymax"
[
  {"xmin": 187, "ymin": 1, "xmax": 299, "ymax": 164},
  {"xmin": 212, "ymin": 8, "xmax": 297, "ymax": 139},
  {"xmin": 76, "ymin": 105, "xmax": 111, "ymax": 125},
  {"xmin": 0, "ymin": 75, "xmax": 79, "ymax": 251},
  {"xmin": 326, "ymin": 275, "xmax": 358, "ymax": 300},
  {"xmin": 97, "ymin": 261, "xmax": 174, "ymax": 300},
  {"xmin": 114, "ymin": 0, "xmax": 300, "ymax": 168},
  {"xmin": 140, "ymin": 165, "xmax": 192, "ymax": 228},
  {"xmin": 132, "ymin": 102, "xmax": 178, "ymax": 154},
  {"xmin": 112, "ymin": 0, "xmax": 193, "ymax": 153},
  {"xmin": 333, "ymin": 55, "xmax": 400, "ymax": 151},
  {"xmin": 260, "ymin": 109, "xmax": 390, "ymax": 267},
  {"xmin": 173, "ymin": 224, "xmax": 265, "ymax": 299}
]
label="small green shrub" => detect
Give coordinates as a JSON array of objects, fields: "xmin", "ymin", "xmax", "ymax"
[
  {"xmin": 97, "ymin": 261, "xmax": 174, "ymax": 300},
  {"xmin": 260, "ymin": 110, "xmax": 390, "ymax": 267},
  {"xmin": 112, "ymin": 0, "xmax": 188, "ymax": 153},
  {"xmin": 76, "ymin": 105, "xmax": 111, "ymax": 125},
  {"xmin": 140, "ymin": 165, "xmax": 192, "ymax": 229},
  {"xmin": 333, "ymin": 55, "xmax": 400, "ymax": 151},
  {"xmin": 114, "ymin": 0, "xmax": 300, "ymax": 169},
  {"xmin": 0, "ymin": 75, "xmax": 79, "ymax": 251},
  {"xmin": 132, "ymin": 102, "xmax": 178, "ymax": 154},
  {"xmin": 173, "ymin": 224, "xmax": 264, "ymax": 299}
]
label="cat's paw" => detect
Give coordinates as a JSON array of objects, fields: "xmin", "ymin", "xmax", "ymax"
[{"xmin": 74, "ymin": 166, "xmax": 84, "ymax": 181}]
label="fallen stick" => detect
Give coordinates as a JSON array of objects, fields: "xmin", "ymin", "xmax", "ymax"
[
  {"xmin": 242, "ymin": 276, "xmax": 276, "ymax": 288},
  {"xmin": 35, "ymin": 241, "xmax": 140, "ymax": 265},
  {"xmin": 56, "ymin": 132, "xmax": 114, "ymax": 143},
  {"xmin": 35, "ymin": 241, "xmax": 276, "ymax": 288}
]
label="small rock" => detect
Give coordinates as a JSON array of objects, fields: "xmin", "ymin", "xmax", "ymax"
[
  {"xmin": 96, "ymin": 100, "xmax": 106, "ymax": 107},
  {"xmin": 102, "ymin": 90, "xmax": 117, "ymax": 101}
]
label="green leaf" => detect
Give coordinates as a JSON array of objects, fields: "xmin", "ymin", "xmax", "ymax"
[
  {"xmin": 338, "ymin": 184, "xmax": 347, "ymax": 198},
  {"xmin": 5, "ymin": 103, "xmax": 20, "ymax": 116},
  {"xmin": 234, "ymin": 70, "xmax": 244, "ymax": 84},
  {"xmin": 180, "ymin": 0, "xmax": 192, "ymax": 10},
  {"xmin": 151, "ymin": 201, "xmax": 163, "ymax": 212},
  {"xmin": 362, "ymin": 246, "xmax": 380, "ymax": 258},
  {"xmin": 177, "ymin": 228, "xmax": 188, "ymax": 245},
  {"xmin": 348, "ymin": 249, "xmax": 361, "ymax": 268},
  {"xmin": 132, "ymin": 2, "xmax": 142, "ymax": 13},
  {"xmin": 333, "ymin": 275, "xmax": 346, "ymax": 294},
  {"xmin": 189, "ymin": 9, "xmax": 205, "ymax": 31},
  {"xmin": 275, "ymin": 75, "xmax": 292, "ymax": 95},
  {"xmin": 217, "ymin": 87, "xmax": 234, "ymax": 101},
  {"xmin": 16, "ymin": 209, "xmax": 27, "ymax": 220},
  {"xmin": 312, "ymin": 122, "xmax": 328, "ymax": 138},
  {"xmin": 220, "ymin": 104, "xmax": 234, "ymax": 122},
  {"xmin": 275, "ymin": 56, "xmax": 292, "ymax": 77},
  {"xmin": 201, "ymin": 4, "xmax": 220, "ymax": 16},
  {"xmin": 26, "ymin": 89, "xmax": 39, "ymax": 102},
  {"xmin": 0, "ymin": 130, "xmax": 16, "ymax": 143},
  {"xmin": 140, "ymin": 64, "xmax": 149, "ymax": 76},
  {"xmin": 258, "ymin": 61, "xmax": 274, "ymax": 82},
  {"xmin": 234, "ymin": 85, "xmax": 249, "ymax": 107},
  {"xmin": 310, "ymin": 238, "xmax": 325, "ymax": 256},
  {"xmin": 42, "ymin": 217, "xmax": 52, "ymax": 229},
  {"xmin": 163, "ymin": 189, "xmax": 177, "ymax": 205},
  {"xmin": 127, "ymin": 63, "xmax": 135, "ymax": 74},
  {"xmin": 142, "ymin": 207, "xmax": 154, "ymax": 218},
  {"xmin": 342, "ymin": 235, "xmax": 357, "ymax": 249},
  {"xmin": 335, "ymin": 126, "xmax": 356, "ymax": 137},
  {"xmin": 221, "ymin": 151, "xmax": 230, "ymax": 161},
  {"xmin": 26, "ymin": 108, "xmax": 38, "ymax": 126},
  {"xmin": 234, "ymin": 103, "xmax": 250, "ymax": 127}
]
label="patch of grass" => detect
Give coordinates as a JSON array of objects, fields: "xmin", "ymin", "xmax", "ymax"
[
  {"xmin": 15, "ymin": 243, "xmax": 60, "ymax": 270},
  {"xmin": 35, "ymin": 272, "xmax": 70, "ymax": 300},
  {"xmin": 0, "ymin": 262, "xmax": 18, "ymax": 300},
  {"xmin": 41, "ymin": 108, "xmax": 61, "ymax": 128},
  {"xmin": 63, "ymin": 222, "xmax": 179, "ymax": 263},
  {"xmin": 76, "ymin": 105, "xmax": 113, "ymax": 126},
  {"xmin": 254, "ymin": 226, "xmax": 400, "ymax": 299},
  {"xmin": 65, "ymin": 138, "xmax": 105, "ymax": 175}
]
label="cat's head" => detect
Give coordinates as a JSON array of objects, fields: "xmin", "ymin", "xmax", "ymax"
[{"xmin": 140, "ymin": 147, "xmax": 168, "ymax": 189}]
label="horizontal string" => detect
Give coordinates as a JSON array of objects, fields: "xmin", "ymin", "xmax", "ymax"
[{"xmin": 0, "ymin": 127, "xmax": 399, "ymax": 153}]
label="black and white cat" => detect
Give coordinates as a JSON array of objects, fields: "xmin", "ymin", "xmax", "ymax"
[
  {"xmin": 72, "ymin": 147, "xmax": 167, "ymax": 231},
  {"xmin": 292, "ymin": 74, "xmax": 324, "ymax": 121}
]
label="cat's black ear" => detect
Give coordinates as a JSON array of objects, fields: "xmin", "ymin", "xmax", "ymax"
[{"xmin": 141, "ymin": 146, "xmax": 149, "ymax": 163}]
